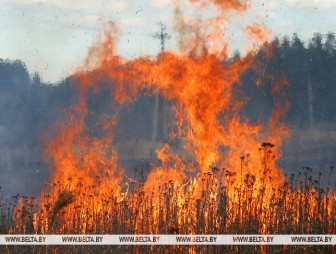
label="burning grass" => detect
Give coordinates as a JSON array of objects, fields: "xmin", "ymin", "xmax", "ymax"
[
  {"xmin": 1, "ymin": 2, "xmax": 334, "ymax": 253},
  {"xmin": 1, "ymin": 146, "xmax": 335, "ymax": 253}
]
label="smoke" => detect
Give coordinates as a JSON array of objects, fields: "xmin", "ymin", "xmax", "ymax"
[{"xmin": 172, "ymin": 6, "xmax": 198, "ymax": 53}]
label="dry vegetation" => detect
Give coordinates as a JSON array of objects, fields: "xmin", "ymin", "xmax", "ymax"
[{"xmin": 0, "ymin": 145, "xmax": 335, "ymax": 253}]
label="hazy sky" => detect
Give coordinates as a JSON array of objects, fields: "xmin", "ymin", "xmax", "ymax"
[{"xmin": 1, "ymin": 0, "xmax": 336, "ymax": 83}]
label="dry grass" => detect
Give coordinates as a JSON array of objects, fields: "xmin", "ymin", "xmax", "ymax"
[{"xmin": 0, "ymin": 155, "xmax": 335, "ymax": 253}]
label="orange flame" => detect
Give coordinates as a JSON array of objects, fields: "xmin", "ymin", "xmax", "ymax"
[
  {"xmin": 190, "ymin": 0, "xmax": 249, "ymax": 12},
  {"xmin": 246, "ymin": 23, "xmax": 274, "ymax": 48},
  {"xmin": 35, "ymin": 0, "xmax": 293, "ymax": 234}
]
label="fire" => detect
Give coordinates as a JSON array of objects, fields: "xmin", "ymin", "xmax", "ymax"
[
  {"xmin": 246, "ymin": 23, "xmax": 273, "ymax": 46},
  {"xmin": 41, "ymin": 0, "xmax": 285, "ymax": 233},
  {"xmin": 7, "ymin": 0, "xmax": 335, "ymax": 241},
  {"xmin": 190, "ymin": 0, "xmax": 249, "ymax": 12}
]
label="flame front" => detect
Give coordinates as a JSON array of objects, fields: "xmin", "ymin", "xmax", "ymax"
[
  {"xmin": 8, "ymin": 0, "xmax": 335, "ymax": 240},
  {"xmin": 38, "ymin": 0, "xmax": 289, "ymax": 234}
]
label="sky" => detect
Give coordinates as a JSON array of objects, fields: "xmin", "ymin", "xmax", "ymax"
[{"xmin": 0, "ymin": 0, "xmax": 336, "ymax": 83}]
